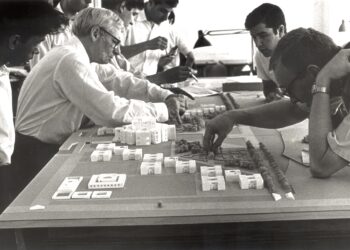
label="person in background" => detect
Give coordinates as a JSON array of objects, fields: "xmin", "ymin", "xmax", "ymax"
[
  {"xmin": 157, "ymin": 10, "xmax": 195, "ymax": 73},
  {"xmin": 102, "ymin": 0, "xmax": 192, "ymax": 84},
  {"xmin": 203, "ymin": 28, "xmax": 350, "ymax": 178},
  {"xmin": 122, "ymin": 0, "xmax": 195, "ymax": 77},
  {"xmin": 29, "ymin": 0, "xmax": 91, "ymax": 69},
  {"xmin": 0, "ymin": 1, "xmax": 67, "ymax": 211},
  {"xmin": 245, "ymin": 3, "xmax": 286, "ymax": 102},
  {"xmin": 13, "ymin": 8, "xmax": 180, "ymax": 198}
]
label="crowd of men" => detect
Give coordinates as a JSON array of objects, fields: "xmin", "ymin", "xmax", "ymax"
[{"xmin": 1, "ymin": 0, "xmax": 350, "ymax": 216}]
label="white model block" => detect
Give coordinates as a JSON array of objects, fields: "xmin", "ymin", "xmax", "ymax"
[
  {"xmin": 183, "ymin": 112, "xmax": 191, "ymax": 120},
  {"xmin": 285, "ymin": 192, "xmax": 295, "ymax": 200},
  {"xmin": 189, "ymin": 110, "xmax": 197, "ymax": 116},
  {"xmin": 160, "ymin": 124, "xmax": 168, "ymax": 142},
  {"xmin": 201, "ymin": 176, "xmax": 226, "ymax": 191},
  {"xmin": 113, "ymin": 145, "xmax": 128, "ymax": 155},
  {"xmin": 301, "ymin": 150, "xmax": 310, "ymax": 165},
  {"xmin": 125, "ymin": 129, "xmax": 136, "ymax": 145},
  {"xmin": 140, "ymin": 161, "xmax": 162, "ymax": 175},
  {"xmin": 209, "ymin": 107, "xmax": 215, "ymax": 114},
  {"xmin": 200, "ymin": 165, "xmax": 223, "ymax": 177},
  {"xmin": 272, "ymin": 193, "xmax": 282, "ymax": 201},
  {"xmin": 224, "ymin": 169, "xmax": 241, "ymax": 182},
  {"xmin": 219, "ymin": 105, "xmax": 226, "ymax": 112},
  {"xmin": 120, "ymin": 129, "xmax": 126, "ymax": 144},
  {"xmin": 175, "ymin": 160, "xmax": 196, "ymax": 173},
  {"xmin": 52, "ymin": 190, "xmax": 74, "ymax": 200},
  {"xmin": 215, "ymin": 105, "xmax": 221, "ymax": 112},
  {"xmin": 113, "ymin": 127, "xmax": 124, "ymax": 142},
  {"xmin": 196, "ymin": 109, "xmax": 203, "ymax": 117},
  {"xmin": 97, "ymin": 173, "xmax": 121, "ymax": 182},
  {"xmin": 122, "ymin": 148, "xmax": 142, "ymax": 161},
  {"xmin": 132, "ymin": 116, "xmax": 156, "ymax": 130},
  {"xmin": 91, "ymin": 150, "xmax": 113, "ymax": 162},
  {"xmin": 91, "ymin": 190, "xmax": 112, "ymax": 199},
  {"xmin": 238, "ymin": 174, "xmax": 264, "ymax": 190},
  {"xmin": 151, "ymin": 127, "xmax": 162, "ymax": 144},
  {"xmin": 96, "ymin": 143, "xmax": 115, "ymax": 151},
  {"xmin": 203, "ymin": 108, "xmax": 210, "ymax": 115},
  {"xmin": 136, "ymin": 129, "xmax": 151, "ymax": 146},
  {"xmin": 97, "ymin": 127, "xmax": 115, "ymax": 136},
  {"xmin": 88, "ymin": 174, "xmax": 126, "ymax": 189},
  {"xmin": 167, "ymin": 124, "xmax": 176, "ymax": 140},
  {"xmin": 143, "ymin": 153, "xmax": 164, "ymax": 162},
  {"xmin": 72, "ymin": 191, "xmax": 92, "ymax": 199},
  {"xmin": 57, "ymin": 176, "xmax": 83, "ymax": 193},
  {"xmin": 164, "ymin": 156, "xmax": 178, "ymax": 168}
]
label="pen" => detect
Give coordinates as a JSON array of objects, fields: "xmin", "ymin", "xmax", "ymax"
[{"xmin": 189, "ymin": 72, "xmax": 198, "ymax": 82}]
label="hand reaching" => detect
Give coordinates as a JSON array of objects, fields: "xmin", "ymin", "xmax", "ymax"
[
  {"xmin": 165, "ymin": 95, "xmax": 182, "ymax": 125},
  {"xmin": 147, "ymin": 36, "xmax": 168, "ymax": 51},
  {"xmin": 203, "ymin": 113, "xmax": 235, "ymax": 153}
]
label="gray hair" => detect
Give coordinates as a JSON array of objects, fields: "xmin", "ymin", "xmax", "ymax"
[{"xmin": 72, "ymin": 7, "xmax": 124, "ymax": 38}]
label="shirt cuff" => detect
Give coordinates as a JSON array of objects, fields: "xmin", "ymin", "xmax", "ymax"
[{"xmin": 154, "ymin": 103, "xmax": 168, "ymax": 122}]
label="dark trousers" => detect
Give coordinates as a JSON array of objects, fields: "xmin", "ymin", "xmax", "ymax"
[
  {"xmin": 10, "ymin": 132, "xmax": 59, "ymax": 200},
  {"xmin": 0, "ymin": 165, "xmax": 12, "ymax": 213}
]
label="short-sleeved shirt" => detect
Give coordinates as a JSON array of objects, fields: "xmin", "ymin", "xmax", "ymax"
[{"xmin": 254, "ymin": 50, "xmax": 277, "ymax": 83}]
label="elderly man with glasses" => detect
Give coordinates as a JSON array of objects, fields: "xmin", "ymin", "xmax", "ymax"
[
  {"xmin": 13, "ymin": 7, "xmax": 179, "ymax": 197},
  {"xmin": 203, "ymin": 28, "xmax": 350, "ymax": 178}
]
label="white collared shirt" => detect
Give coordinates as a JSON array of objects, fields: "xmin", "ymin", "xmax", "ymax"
[
  {"xmin": 0, "ymin": 66, "xmax": 14, "ymax": 165},
  {"xmin": 16, "ymin": 36, "xmax": 168, "ymax": 145},
  {"xmin": 124, "ymin": 10, "xmax": 191, "ymax": 75}
]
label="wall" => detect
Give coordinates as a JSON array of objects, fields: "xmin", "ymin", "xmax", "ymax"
[{"xmin": 172, "ymin": 0, "xmax": 350, "ymax": 48}]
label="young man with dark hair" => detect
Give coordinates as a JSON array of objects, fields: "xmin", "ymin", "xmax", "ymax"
[
  {"xmin": 245, "ymin": 3, "xmax": 286, "ymax": 102},
  {"xmin": 0, "ymin": 1, "xmax": 67, "ymax": 211},
  {"xmin": 102, "ymin": 0, "xmax": 144, "ymax": 28},
  {"xmin": 122, "ymin": 0, "xmax": 195, "ymax": 77},
  {"xmin": 203, "ymin": 28, "xmax": 350, "ymax": 178}
]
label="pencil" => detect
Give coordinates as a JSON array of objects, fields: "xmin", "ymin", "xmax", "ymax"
[{"xmin": 189, "ymin": 72, "xmax": 198, "ymax": 82}]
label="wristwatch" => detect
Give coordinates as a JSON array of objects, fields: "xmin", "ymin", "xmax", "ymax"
[{"xmin": 311, "ymin": 84, "xmax": 329, "ymax": 95}]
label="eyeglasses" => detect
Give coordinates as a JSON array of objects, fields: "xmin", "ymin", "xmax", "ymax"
[{"xmin": 100, "ymin": 27, "xmax": 121, "ymax": 51}]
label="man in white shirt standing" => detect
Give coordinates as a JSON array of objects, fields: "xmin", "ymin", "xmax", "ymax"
[
  {"xmin": 13, "ymin": 8, "xmax": 180, "ymax": 197},
  {"xmin": 0, "ymin": 1, "xmax": 67, "ymax": 211},
  {"xmin": 245, "ymin": 3, "xmax": 286, "ymax": 102},
  {"xmin": 122, "ymin": 0, "xmax": 195, "ymax": 77}
]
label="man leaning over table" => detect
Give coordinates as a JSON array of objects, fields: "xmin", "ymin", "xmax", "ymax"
[
  {"xmin": 203, "ymin": 28, "xmax": 350, "ymax": 178},
  {"xmin": 13, "ymin": 7, "xmax": 181, "ymax": 197}
]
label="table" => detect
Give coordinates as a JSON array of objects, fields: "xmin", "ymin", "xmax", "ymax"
[{"xmin": 2, "ymin": 94, "xmax": 350, "ymax": 250}]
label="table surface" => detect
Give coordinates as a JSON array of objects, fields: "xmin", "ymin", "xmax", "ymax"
[{"xmin": 2, "ymin": 92, "xmax": 350, "ymax": 231}]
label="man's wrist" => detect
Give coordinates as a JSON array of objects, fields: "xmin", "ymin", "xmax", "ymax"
[
  {"xmin": 315, "ymin": 72, "xmax": 331, "ymax": 88},
  {"xmin": 311, "ymin": 84, "xmax": 329, "ymax": 95}
]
